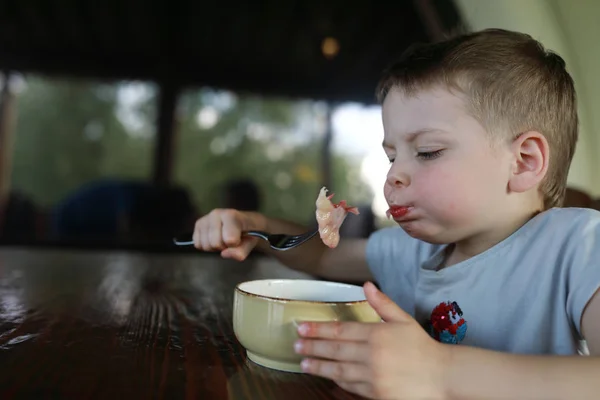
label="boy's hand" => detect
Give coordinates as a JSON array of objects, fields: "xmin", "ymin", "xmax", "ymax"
[
  {"xmin": 295, "ymin": 282, "xmax": 450, "ymax": 400},
  {"xmin": 193, "ymin": 209, "xmax": 266, "ymax": 261}
]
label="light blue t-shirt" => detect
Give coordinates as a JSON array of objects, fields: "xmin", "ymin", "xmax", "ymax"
[{"xmin": 365, "ymin": 207, "xmax": 600, "ymax": 355}]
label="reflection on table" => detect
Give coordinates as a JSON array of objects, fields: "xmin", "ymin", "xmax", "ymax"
[{"xmin": 0, "ymin": 248, "xmax": 365, "ymax": 399}]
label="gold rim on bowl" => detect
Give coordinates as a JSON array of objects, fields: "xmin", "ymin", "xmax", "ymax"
[{"xmin": 234, "ymin": 279, "xmax": 369, "ymax": 305}]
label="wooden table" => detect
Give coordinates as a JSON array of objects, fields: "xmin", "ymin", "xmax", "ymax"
[{"xmin": 0, "ymin": 248, "xmax": 365, "ymax": 399}]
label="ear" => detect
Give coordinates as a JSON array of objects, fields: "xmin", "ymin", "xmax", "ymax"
[{"xmin": 508, "ymin": 131, "xmax": 549, "ymax": 193}]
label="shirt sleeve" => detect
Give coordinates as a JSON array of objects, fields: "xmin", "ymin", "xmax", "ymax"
[{"xmin": 565, "ymin": 213, "xmax": 600, "ymax": 338}]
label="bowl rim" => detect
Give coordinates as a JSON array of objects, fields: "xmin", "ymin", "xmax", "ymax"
[{"xmin": 234, "ymin": 278, "xmax": 370, "ymax": 305}]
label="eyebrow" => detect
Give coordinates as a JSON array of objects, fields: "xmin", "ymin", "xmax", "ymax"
[{"xmin": 382, "ymin": 128, "xmax": 448, "ymax": 149}]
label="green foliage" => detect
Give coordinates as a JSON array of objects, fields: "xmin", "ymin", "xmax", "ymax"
[
  {"xmin": 10, "ymin": 76, "xmax": 373, "ymax": 226},
  {"xmin": 11, "ymin": 76, "xmax": 154, "ymax": 206}
]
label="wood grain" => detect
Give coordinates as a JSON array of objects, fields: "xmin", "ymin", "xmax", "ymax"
[{"xmin": 0, "ymin": 248, "xmax": 366, "ymax": 399}]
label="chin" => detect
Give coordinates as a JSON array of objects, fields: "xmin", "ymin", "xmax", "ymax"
[{"xmin": 397, "ymin": 222, "xmax": 449, "ymax": 244}]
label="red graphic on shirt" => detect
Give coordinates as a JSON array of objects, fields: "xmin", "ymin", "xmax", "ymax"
[{"xmin": 428, "ymin": 301, "xmax": 467, "ymax": 344}]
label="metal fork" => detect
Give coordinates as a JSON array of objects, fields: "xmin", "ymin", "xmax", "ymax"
[{"xmin": 172, "ymin": 229, "xmax": 319, "ymax": 251}]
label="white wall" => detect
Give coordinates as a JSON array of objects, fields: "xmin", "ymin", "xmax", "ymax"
[{"xmin": 454, "ymin": 0, "xmax": 600, "ymax": 195}]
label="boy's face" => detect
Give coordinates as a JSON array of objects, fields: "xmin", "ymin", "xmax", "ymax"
[{"xmin": 381, "ymin": 86, "xmax": 513, "ymax": 244}]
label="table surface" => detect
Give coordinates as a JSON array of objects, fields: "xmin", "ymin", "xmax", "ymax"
[{"xmin": 0, "ymin": 247, "xmax": 366, "ymax": 400}]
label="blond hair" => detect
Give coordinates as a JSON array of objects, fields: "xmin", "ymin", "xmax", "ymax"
[{"xmin": 376, "ymin": 28, "xmax": 578, "ymax": 209}]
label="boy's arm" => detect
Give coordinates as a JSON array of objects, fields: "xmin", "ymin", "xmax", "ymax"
[
  {"xmin": 582, "ymin": 287, "xmax": 600, "ymax": 354},
  {"xmin": 256, "ymin": 215, "xmax": 373, "ymax": 282},
  {"xmin": 445, "ymin": 288, "xmax": 600, "ymax": 400}
]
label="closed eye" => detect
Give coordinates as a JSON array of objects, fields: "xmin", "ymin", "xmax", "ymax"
[{"xmin": 417, "ymin": 150, "xmax": 443, "ymax": 160}]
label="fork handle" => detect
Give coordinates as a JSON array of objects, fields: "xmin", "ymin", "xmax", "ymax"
[
  {"xmin": 243, "ymin": 231, "xmax": 269, "ymax": 241},
  {"xmin": 172, "ymin": 231, "xmax": 267, "ymax": 246}
]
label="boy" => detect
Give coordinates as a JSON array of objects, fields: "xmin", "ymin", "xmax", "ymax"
[{"xmin": 193, "ymin": 29, "xmax": 600, "ymax": 399}]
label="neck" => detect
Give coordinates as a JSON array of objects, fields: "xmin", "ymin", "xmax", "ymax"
[{"xmin": 444, "ymin": 202, "xmax": 543, "ymax": 268}]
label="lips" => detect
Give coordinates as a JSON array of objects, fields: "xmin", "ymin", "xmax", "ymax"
[{"xmin": 386, "ymin": 205, "xmax": 411, "ymax": 219}]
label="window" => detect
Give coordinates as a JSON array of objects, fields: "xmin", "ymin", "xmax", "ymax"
[
  {"xmin": 331, "ymin": 103, "xmax": 395, "ymax": 231},
  {"xmin": 173, "ymin": 88, "xmax": 328, "ymax": 225},
  {"xmin": 3, "ymin": 73, "xmax": 158, "ymax": 242},
  {"xmin": 10, "ymin": 75, "xmax": 157, "ymax": 207}
]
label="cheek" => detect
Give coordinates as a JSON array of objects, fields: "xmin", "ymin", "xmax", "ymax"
[
  {"xmin": 414, "ymin": 164, "xmax": 483, "ymax": 212},
  {"xmin": 414, "ymin": 165, "xmax": 461, "ymax": 195}
]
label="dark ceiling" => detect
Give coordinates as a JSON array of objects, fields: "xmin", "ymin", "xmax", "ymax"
[{"xmin": 0, "ymin": 0, "xmax": 463, "ymax": 104}]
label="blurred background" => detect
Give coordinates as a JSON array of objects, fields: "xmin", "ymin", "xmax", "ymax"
[{"xmin": 0, "ymin": 0, "xmax": 598, "ymax": 252}]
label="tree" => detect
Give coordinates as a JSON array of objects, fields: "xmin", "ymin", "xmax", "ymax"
[
  {"xmin": 9, "ymin": 76, "xmax": 373, "ymax": 230},
  {"xmin": 173, "ymin": 88, "xmax": 373, "ymax": 224},
  {"xmin": 10, "ymin": 76, "xmax": 155, "ymax": 206}
]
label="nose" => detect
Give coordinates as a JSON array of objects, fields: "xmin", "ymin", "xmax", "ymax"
[{"xmin": 386, "ymin": 163, "xmax": 410, "ymax": 188}]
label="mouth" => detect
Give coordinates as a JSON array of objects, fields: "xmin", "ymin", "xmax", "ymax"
[{"xmin": 386, "ymin": 205, "xmax": 412, "ymax": 219}]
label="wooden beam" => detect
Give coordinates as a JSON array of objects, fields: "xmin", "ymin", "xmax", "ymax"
[
  {"xmin": 0, "ymin": 48, "xmax": 385, "ymax": 105},
  {"xmin": 321, "ymin": 103, "xmax": 334, "ymax": 189},
  {"xmin": 152, "ymin": 81, "xmax": 179, "ymax": 187},
  {"xmin": 0, "ymin": 70, "xmax": 17, "ymax": 236},
  {"xmin": 0, "ymin": 71, "xmax": 16, "ymax": 200},
  {"xmin": 412, "ymin": 0, "xmax": 446, "ymax": 42}
]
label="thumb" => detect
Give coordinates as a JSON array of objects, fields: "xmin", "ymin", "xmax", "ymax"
[
  {"xmin": 364, "ymin": 281, "xmax": 412, "ymax": 323},
  {"xmin": 220, "ymin": 236, "xmax": 258, "ymax": 261}
]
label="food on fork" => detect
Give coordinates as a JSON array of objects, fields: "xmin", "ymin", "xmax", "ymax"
[{"xmin": 315, "ymin": 186, "xmax": 359, "ymax": 248}]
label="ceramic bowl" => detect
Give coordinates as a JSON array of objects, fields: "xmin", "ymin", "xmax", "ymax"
[{"xmin": 233, "ymin": 279, "xmax": 381, "ymax": 373}]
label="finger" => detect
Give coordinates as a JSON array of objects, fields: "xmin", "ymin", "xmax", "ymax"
[
  {"xmin": 194, "ymin": 218, "xmax": 212, "ymax": 251},
  {"xmin": 336, "ymin": 381, "xmax": 374, "ymax": 398},
  {"xmin": 301, "ymin": 358, "xmax": 368, "ymax": 383},
  {"xmin": 294, "ymin": 339, "xmax": 369, "ymax": 363},
  {"xmin": 220, "ymin": 210, "xmax": 243, "ymax": 247},
  {"xmin": 297, "ymin": 320, "xmax": 374, "ymax": 341},
  {"xmin": 201, "ymin": 225, "xmax": 213, "ymax": 251},
  {"xmin": 364, "ymin": 281, "xmax": 411, "ymax": 323},
  {"xmin": 193, "ymin": 218, "xmax": 206, "ymax": 249},
  {"xmin": 221, "ymin": 237, "xmax": 258, "ymax": 261},
  {"xmin": 208, "ymin": 217, "xmax": 224, "ymax": 250}
]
